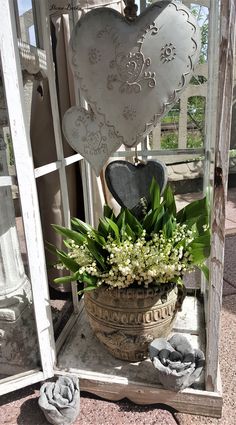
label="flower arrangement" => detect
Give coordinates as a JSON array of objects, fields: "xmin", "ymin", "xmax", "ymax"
[{"xmin": 51, "ymin": 179, "xmax": 210, "ymax": 294}]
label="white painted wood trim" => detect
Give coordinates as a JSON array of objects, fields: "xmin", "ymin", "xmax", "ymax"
[
  {"xmin": 0, "ymin": 0, "xmax": 56, "ymax": 380},
  {"xmin": 152, "ymin": 124, "xmax": 161, "ymax": 150},
  {"xmin": 34, "ymin": 153, "xmax": 83, "ymax": 179},
  {"xmin": 54, "ymin": 368, "xmax": 222, "ymax": 417},
  {"xmin": 55, "ymin": 310, "xmax": 83, "ymax": 354},
  {"xmin": 13, "ymin": 0, "xmax": 21, "ymax": 38},
  {"xmin": 205, "ymin": 0, "xmax": 236, "ymax": 392},
  {"xmin": 201, "ymin": 0, "xmax": 220, "ymax": 297},
  {"xmin": 80, "ymin": 160, "xmax": 95, "ymax": 226},
  {"xmin": 39, "ymin": 0, "xmax": 71, "ymax": 228},
  {"xmin": 0, "ymin": 370, "xmax": 44, "ymax": 396},
  {"xmin": 203, "ymin": 0, "xmax": 220, "ymax": 197},
  {"xmin": 65, "ymin": 152, "xmax": 83, "ymax": 166},
  {"xmin": 34, "ymin": 161, "xmax": 61, "ymax": 179},
  {"xmin": 112, "ymin": 148, "xmax": 205, "ymax": 158},
  {"xmin": 55, "ymin": 295, "xmax": 222, "ymax": 417},
  {"xmin": 178, "ymin": 95, "xmax": 188, "ymax": 149},
  {"xmin": 71, "ymin": 281, "xmax": 80, "ymax": 314},
  {"xmin": 0, "ymin": 176, "xmax": 15, "ymax": 187}
]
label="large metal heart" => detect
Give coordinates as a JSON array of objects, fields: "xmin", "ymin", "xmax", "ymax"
[
  {"xmin": 105, "ymin": 160, "xmax": 168, "ymax": 213},
  {"xmin": 70, "ymin": 1, "xmax": 200, "ymax": 147},
  {"xmin": 63, "ymin": 106, "xmax": 122, "ymax": 176}
]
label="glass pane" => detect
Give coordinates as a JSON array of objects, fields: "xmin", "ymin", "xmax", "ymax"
[{"xmin": 17, "ymin": 0, "xmax": 36, "ymax": 46}]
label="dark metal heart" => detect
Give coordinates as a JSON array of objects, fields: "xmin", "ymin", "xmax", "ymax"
[{"xmin": 105, "ymin": 160, "xmax": 168, "ymax": 212}]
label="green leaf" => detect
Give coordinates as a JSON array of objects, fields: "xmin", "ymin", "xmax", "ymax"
[
  {"xmin": 77, "ymin": 271, "xmax": 98, "ymax": 295},
  {"xmin": 98, "ymin": 217, "xmax": 110, "ymax": 238},
  {"xmin": 181, "ymin": 214, "xmax": 208, "ymax": 234},
  {"xmin": 116, "ymin": 210, "xmax": 126, "ymax": 240},
  {"xmin": 162, "ymin": 185, "xmax": 176, "ymax": 216},
  {"xmin": 87, "ymin": 239, "xmax": 107, "ymax": 270},
  {"xmin": 195, "ymin": 214, "xmax": 209, "ymax": 235},
  {"xmin": 162, "ymin": 215, "xmax": 174, "ymax": 238},
  {"xmin": 177, "ymin": 197, "xmax": 208, "ymax": 224},
  {"xmin": 189, "ymin": 233, "xmax": 211, "ymax": 264},
  {"xmin": 152, "ymin": 206, "xmax": 165, "ymax": 233},
  {"xmin": 78, "ymin": 285, "xmax": 97, "ymax": 296},
  {"xmin": 105, "ymin": 217, "xmax": 120, "ymax": 242},
  {"xmin": 103, "ymin": 204, "xmax": 114, "ymax": 219},
  {"xmin": 45, "ymin": 241, "xmax": 58, "ymax": 255},
  {"xmin": 54, "ymin": 275, "xmax": 73, "ymax": 284},
  {"xmin": 191, "ymin": 247, "xmax": 210, "ymax": 264},
  {"xmin": 124, "ymin": 223, "xmax": 136, "ymax": 241},
  {"xmin": 191, "ymin": 233, "xmax": 211, "ymax": 247},
  {"xmin": 142, "ymin": 205, "xmax": 163, "ymax": 234},
  {"xmin": 55, "ymin": 249, "xmax": 79, "ymax": 273},
  {"xmin": 116, "ymin": 209, "xmax": 125, "ymax": 228},
  {"xmin": 198, "ymin": 263, "xmax": 210, "ymax": 281},
  {"xmin": 150, "ymin": 177, "xmax": 160, "ymax": 210},
  {"xmin": 77, "ymin": 271, "xmax": 98, "ymax": 285},
  {"xmin": 125, "ymin": 209, "xmax": 143, "ymax": 237},
  {"xmin": 91, "ymin": 230, "xmax": 106, "ymax": 247},
  {"xmin": 54, "ymin": 270, "xmax": 79, "ymax": 284},
  {"xmin": 71, "ymin": 218, "xmax": 92, "ymax": 235},
  {"xmin": 142, "ymin": 209, "xmax": 154, "ymax": 232},
  {"xmin": 52, "ymin": 224, "xmax": 86, "ymax": 246}
]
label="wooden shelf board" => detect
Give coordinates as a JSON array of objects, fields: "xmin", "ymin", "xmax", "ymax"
[{"xmin": 56, "ymin": 296, "xmax": 222, "ymax": 418}]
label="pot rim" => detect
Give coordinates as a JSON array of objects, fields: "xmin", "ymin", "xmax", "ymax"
[{"xmin": 85, "ymin": 282, "xmax": 177, "ymax": 299}]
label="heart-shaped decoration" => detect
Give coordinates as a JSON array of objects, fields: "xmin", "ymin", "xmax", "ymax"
[
  {"xmin": 105, "ymin": 160, "xmax": 168, "ymax": 213},
  {"xmin": 62, "ymin": 106, "xmax": 122, "ymax": 175},
  {"xmin": 70, "ymin": 1, "xmax": 200, "ymax": 147}
]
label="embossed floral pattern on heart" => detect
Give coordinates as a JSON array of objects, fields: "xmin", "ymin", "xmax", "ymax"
[
  {"xmin": 70, "ymin": 1, "xmax": 201, "ymax": 147},
  {"xmin": 63, "ymin": 106, "xmax": 122, "ymax": 176}
]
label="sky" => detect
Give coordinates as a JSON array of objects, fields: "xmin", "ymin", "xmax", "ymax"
[
  {"xmin": 17, "ymin": 0, "xmax": 36, "ymax": 46},
  {"xmin": 17, "ymin": 0, "xmax": 32, "ymax": 15}
]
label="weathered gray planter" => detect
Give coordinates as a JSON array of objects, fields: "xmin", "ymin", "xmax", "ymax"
[
  {"xmin": 84, "ymin": 284, "xmax": 178, "ymax": 362},
  {"xmin": 149, "ymin": 334, "xmax": 205, "ymax": 391},
  {"xmin": 38, "ymin": 376, "xmax": 80, "ymax": 425}
]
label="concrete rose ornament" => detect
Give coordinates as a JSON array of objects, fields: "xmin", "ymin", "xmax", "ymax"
[
  {"xmin": 149, "ymin": 334, "xmax": 205, "ymax": 391},
  {"xmin": 38, "ymin": 376, "xmax": 80, "ymax": 425}
]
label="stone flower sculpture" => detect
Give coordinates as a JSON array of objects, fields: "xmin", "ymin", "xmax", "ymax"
[
  {"xmin": 38, "ymin": 376, "xmax": 80, "ymax": 425},
  {"xmin": 149, "ymin": 334, "xmax": 205, "ymax": 391}
]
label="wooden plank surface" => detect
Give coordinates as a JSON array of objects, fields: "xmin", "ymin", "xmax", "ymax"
[
  {"xmin": 173, "ymin": 296, "xmax": 205, "ymax": 334},
  {"xmin": 0, "ymin": 0, "xmax": 56, "ymax": 380},
  {"xmin": 0, "ymin": 370, "xmax": 45, "ymax": 397},
  {"xmin": 56, "ymin": 296, "xmax": 222, "ymax": 417},
  {"xmin": 57, "ymin": 296, "xmax": 205, "ymax": 388},
  {"xmin": 205, "ymin": 0, "xmax": 236, "ymax": 392},
  {"xmin": 56, "ymin": 365, "xmax": 222, "ymax": 417}
]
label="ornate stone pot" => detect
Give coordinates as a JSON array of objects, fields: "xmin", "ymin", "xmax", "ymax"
[{"xmin": 84, "ymin": 283, "xmax": 178, "ymax": 362}]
